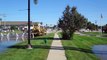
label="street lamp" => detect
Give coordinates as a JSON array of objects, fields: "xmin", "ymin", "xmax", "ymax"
[
  {"xmin": 27, "ymin": 0, "xmax": 37, "ymax": 49},
  {"xmin": 27, "ymin": 0, "xmax": 32, "ymax": 49}
]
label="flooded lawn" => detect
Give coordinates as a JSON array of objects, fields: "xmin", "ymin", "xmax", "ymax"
[
  {"xmin": 0, "ymin": 40, "xmax": 20, "ymax": 52},
  {"xmin": 0, "ymin": 33, "xmax": 27, "ymax": 52},
  {"xmin": 92, "ymin": 45, "xmax": 107, "ymax": 60}
]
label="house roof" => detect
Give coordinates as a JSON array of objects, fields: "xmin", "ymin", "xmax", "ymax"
[{"xmin": 0, "ymin": 21, "xmax": 38, "ymax": 26}]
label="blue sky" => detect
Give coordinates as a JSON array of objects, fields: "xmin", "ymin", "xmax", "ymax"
[{"xmin": 0, "ymin": 0, "xmax": 107, "ymax": 26}]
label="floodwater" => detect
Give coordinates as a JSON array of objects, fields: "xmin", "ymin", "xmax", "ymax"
[
  {"xmin": 0, "ymin": 33, "xmax": 27, "ymax": 52},
  {"xmin": 92, "ymin": 45, "xmax": 107, "ymax": 60},
  {"xmin": 0, "ymin": 40, "xmax": 20, "ymax": 52}
]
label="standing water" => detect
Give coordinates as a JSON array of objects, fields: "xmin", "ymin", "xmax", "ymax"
[
  {"xmin": 0, "ymin": 40, "xmax": 20, "ymax": 52},
  {"xmin": 0, "ymin": 32, "xmax": 27, "ymax": 52},
  {"xmin": 92, "ymin": 45, "xmax": 107, "ymax": 60}
]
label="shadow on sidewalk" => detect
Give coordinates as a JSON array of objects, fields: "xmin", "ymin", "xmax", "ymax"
[{"xmin": 8, "ymin": 45, "xmax": 93, "ymax": 54}]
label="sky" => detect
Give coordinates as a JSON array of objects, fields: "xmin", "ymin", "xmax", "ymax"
[{"xmin": 0, "ymin": 0, "xmax": 107, "ymax": 26}]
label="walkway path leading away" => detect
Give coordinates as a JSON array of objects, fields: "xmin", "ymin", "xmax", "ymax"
[{"xmin": 47, "ymin": 33, "xmax": 66, "ymax": 60}]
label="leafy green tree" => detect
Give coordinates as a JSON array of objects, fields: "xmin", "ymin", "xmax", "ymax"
[
  {"xmin": 86, "ymin": 22, "xmax": 98, "ymax": 31},
  {"xmin": 103, "ymin": 24, "xmax": 107, "ymax": 33},
  {"xmin": 10, "ymin": 25, "xmax": 17, "ymax": 30},
  {"xmin": 58, "ymin": 5, "xmax": 87, "ymax": 40}
]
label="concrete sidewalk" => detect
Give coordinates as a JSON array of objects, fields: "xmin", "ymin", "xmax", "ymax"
[{"xmin": 47, "ymin": 33, "xmax": 66, "ymax": 60}]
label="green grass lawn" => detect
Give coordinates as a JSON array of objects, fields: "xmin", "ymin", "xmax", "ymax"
[
  {"xmin": 59, "ymin": 33, "xmax": 107, "ymax": 60},
  {"xmin": 82, "ymin": 32, "xmax": 100, "ymax": 35},
  {"xmin": 14, "ymin": 30, "xmax": 23, "ymax": 33},
  {"xmin": 0, "ymin": 33, "xmax": 54, "ymax": 60},
  {"xmin": 82, "ymin": 32, "xmax": 107, "ymax": 36}
]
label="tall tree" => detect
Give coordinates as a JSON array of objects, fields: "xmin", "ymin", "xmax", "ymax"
[
  {"xmin": 86, "ymin": 22, "xmax": 98, "ymax": 31},
  {"xmin": 58, "ymin": 5, "xmax": 87, "ymax": 40},
  {"xmin": 10, "ymin": 25, "xmax": 17, "ymax": 30},
  {"xmin": 103, "ymin": 24, "xmax": 107, "ymax": 33}
]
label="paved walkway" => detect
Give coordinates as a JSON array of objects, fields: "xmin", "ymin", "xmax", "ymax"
[{"xmin": 47, "ymin": 33, "xmax": 67, "ymax": 60}]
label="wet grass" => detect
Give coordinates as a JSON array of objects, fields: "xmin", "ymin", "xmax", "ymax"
[{"xmin": 0, "ymin": 33, "xmax": 54, "ymax": 60}]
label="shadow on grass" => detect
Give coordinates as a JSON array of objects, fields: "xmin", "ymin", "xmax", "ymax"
[
  {"xmin": 8, "ymin": 45, "xmax": 93, "ymax": 54},
  {"xmin": 31, "ymin": 37, "xmax": 69, "ymax": 40}
]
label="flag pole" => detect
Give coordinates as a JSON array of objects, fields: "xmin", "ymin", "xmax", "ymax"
[
  {"xmin": 95, "ymin": 20, "xmax": 97, "ymax": 31},
  {"xmin": 100, "ymin": 14, "xmax": 103, "ymax": 36}
]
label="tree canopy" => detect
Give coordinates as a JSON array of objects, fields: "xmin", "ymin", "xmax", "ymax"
[{"xmin": 58, "ymin": 5, "xmax": 87, "ymax": 39}]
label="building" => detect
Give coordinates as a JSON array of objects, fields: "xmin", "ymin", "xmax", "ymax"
[
  {"xmin": 0, "ymin": 21, "xmax": 40, "ymax": 30},
  {"xmin": 0, "ymin": 21, "xmax": 33, "ymax": 26}
]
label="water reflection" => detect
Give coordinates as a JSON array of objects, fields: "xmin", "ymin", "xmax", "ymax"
[
  {"xmin": 0, "ymin": 32, "xmax": 28, "ymax": 52},
  {"xmin": 92, "ymin": 45, "xmax": 107, "ymax": 60},
  {"xmin": 0, "ymin": 32, "xmax": 27, "ymax": 42},
  {"xmin": 0, "ymin": 33, "xmax": 3, "ymax": 41},
  {"xmin": 0, "ymin": 40, "xmax": 20, "ymax": 52}
]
